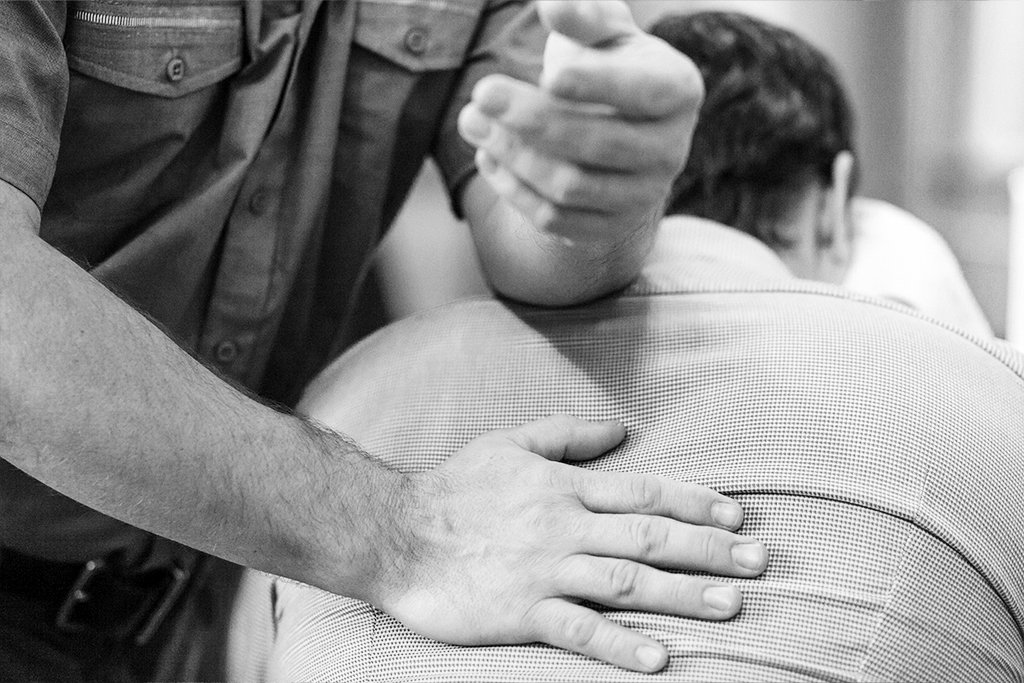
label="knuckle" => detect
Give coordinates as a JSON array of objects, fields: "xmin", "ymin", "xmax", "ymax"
[
  {"xmin": 630, "ymin": 516, "xmax": 668, "ymax": 557},
  {"xmin": 649, "ymin": 51, "xmax": 704, "ymax": 115},
  {"xmin": 543, "ymin": 63, "xmax": 580, "ymax": 99},
  {"xmin": 629, "ymin": 475, "xmax": 661, "ymax": 512},
  {"xmin": 536, "ymin": 508, "xmax": 566, "ymax": 537},
  {"xmin": 549, "ymin": 167, "xmax": 585, "ymax": 206},
  {"xmin": 483, "ymin": 425, "xmax": 519, "ymax": 444},
  {"xmin": 564, "ymin": 509, "xmax": 590, "ymax": 540},
  {"xmin": 488, "ymin": 127, "xmax": 519, "ymax": 161},
  {"xmin": 677, "ymin": 58, "xmax": 705, "ymax": 109},
  {"xmin": 669, "ymin": 576, "xmax": 694, "ymax": 609},
  {"xmin": 607, "ymin": 561, "xmax": 641, "ymax": 601},
  {"xmin": 658, "ymin": 146, "xmax": 687, "ymax": 178},
  {"xmin": 472, "ymin": 74, "xmax": 518, "ymax": 118},
  {"xmin": 643, "ymin": 131, "xmax": 685, "ymax": 176},
  {"xmin": 698, "ymin": 530, "xmax": 716, "ymax": 568},
  {"xmin": 563, "ymin": 612, "xmax": 599, "ymax": 650},
  {"xmin": 471, "ymin": 73, "xmax": 505, "ymax": 104}
]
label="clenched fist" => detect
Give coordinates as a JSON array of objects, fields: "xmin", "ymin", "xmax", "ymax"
[{"xmin": 459, "ymin": 0, "xmax": 703, "ymax": 244}]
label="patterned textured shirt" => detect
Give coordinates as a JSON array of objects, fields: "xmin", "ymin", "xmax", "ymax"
[{"xmin": 230, "ymin": 217, "xmax": 1024, "ymax": 682}]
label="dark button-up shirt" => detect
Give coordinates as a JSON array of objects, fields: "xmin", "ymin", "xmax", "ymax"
[{"xmin": 0, "ymin": 0, "xmax": 543, "ymax": 560}]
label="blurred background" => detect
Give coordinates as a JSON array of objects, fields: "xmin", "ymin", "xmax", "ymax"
[{"xmin": 377, "ymin": 0, "xmax": 1024, "ymax": 343}]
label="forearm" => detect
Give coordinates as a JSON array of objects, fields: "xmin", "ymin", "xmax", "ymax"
[
  {"xmin": 0, "ymin": 189, "xmax": 399, "ymax": 599},
  {"xmin": 462, "ymin": 175, "xmax": 658, "ymax": 306}
]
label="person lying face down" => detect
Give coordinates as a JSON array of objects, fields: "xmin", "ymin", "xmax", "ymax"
[
  {"xmin": 228, "ymin": 216, "xmax": 1024, "ymax": 682},
  {"xmin": 652, "ymin": 11, "xmax": 992, "ymax": 336}
]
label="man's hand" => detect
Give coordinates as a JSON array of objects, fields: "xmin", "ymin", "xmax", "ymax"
[
  {"xmin": 458, "ymin": 0, "xmax": 703, "ymax": 244},
  {"xmin": 371, "ymin": 416, "xmax": 767, "ymax": 674}
]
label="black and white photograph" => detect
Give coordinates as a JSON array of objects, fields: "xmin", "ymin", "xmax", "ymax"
[{"xmin": 1, "ymin": 1, "xmax": 1022, "ymax": 681}]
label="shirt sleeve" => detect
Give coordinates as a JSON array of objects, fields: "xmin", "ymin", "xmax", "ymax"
[
  {"xmin": 0, "ymin": 1, "xmax": 68, "ymax": 211},
  {"xmin": 431, "ymin": 0, "xmax": 545, "ymax": 218}
]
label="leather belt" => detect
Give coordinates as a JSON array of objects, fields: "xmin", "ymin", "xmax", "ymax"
[{"xmin": 0, "ymin": 544, "xmax": 196, "ymax": 645}]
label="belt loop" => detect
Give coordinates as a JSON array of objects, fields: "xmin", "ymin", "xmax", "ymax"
[{"xmin": 133, "ymin": 561, "xmax": 194, "ymax": 645}]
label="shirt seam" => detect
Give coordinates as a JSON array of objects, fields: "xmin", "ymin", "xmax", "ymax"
[
  {"xmin": 0, "ymin": 117, "xmax": 59, "ymax": 209},
  {"xmin": 0, "ymin": 116, "xmax": 57, "ymax": 165}
]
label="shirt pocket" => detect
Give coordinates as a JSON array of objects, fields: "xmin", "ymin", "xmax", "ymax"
[
  {"xmin": 353, "ymin": 0, "xmax": 484, "ymax": 72},
  {"xmin": 63, "ymin": 1, "xmax": 243, "ymax": 98}
]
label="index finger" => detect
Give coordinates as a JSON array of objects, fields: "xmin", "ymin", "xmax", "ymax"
[
  {"xmin": 542, "ymin": 34, "xmax": 703, "ymax": 120},
  {"xmin": 572, "ymin": 469, "xmax": 746, "ymax": 530}
]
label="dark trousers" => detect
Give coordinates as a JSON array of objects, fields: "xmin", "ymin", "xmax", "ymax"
[
  {"xmin": 0, "ymin": 553, "xmax": 242, "ymax": 682},
  {"xmin": 0, "ymin": 588, "xmax": 135, "ymax": 681}
]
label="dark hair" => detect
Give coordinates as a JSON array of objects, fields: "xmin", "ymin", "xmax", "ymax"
[{"xmin": 650, "ymin": 11, "xmax": 857, "ymax": 244}]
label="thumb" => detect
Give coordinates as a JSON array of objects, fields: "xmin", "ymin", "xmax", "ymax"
[
  {"xmin": 506, "ymin": 414, "xmax": 626, "ymax": 463},
  {"xmin": 538, "ymin": 0, "xmax": 638, "ymax": 48}
]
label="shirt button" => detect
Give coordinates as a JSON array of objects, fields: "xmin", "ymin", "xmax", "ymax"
[
  {"xmin": 404, "ymin": 27, "xmax": 428, "ymax": 55},
  {"xmin": 214, "ymin": 340, "xmax": 239, "ymax": 364},
  {"xmin": 248, "ymin": 189, "xmax": 269, "ymax": 216},
  {"xmin": 166, "ymin": 56, "xmax": 186, "ymax": 82}
]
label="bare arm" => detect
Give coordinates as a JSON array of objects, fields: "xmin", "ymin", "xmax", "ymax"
[{"xmin": 0, "ymin": 179, "xmax": 401, "ymax": 593}]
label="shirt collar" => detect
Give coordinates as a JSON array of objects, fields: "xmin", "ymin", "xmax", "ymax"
[{"xmin": 627, "ymin": 216, "xmax": 795, "ymax": 296}]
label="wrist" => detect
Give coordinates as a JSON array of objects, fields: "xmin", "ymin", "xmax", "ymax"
[{"xmin": 272, "ymin": 419, "xmax": 412, "ymax": 601}]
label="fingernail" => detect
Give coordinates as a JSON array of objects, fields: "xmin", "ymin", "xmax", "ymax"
[
  {"xmin": 459, "ymin": 107, "xmax": 491, "ymax": 142},
  {"xmin": 635, "ymin": 645, "xmax": 666, "ymax": 671},
  {"xmin": 731, "ymin": 543, "xmax": 766, "ymax": 572},
  {"xmin": 711, "ymin": 501, "xmax": 742, "ymax": 528},
  {"xmin": 703, "ymin": 585, "xmax": 739, "ymax": 612}
]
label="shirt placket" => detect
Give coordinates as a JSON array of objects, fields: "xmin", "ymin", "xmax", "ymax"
[
  {"xmin": 203, "ymin": 163, "xmax": 284, "ymax": 380},
  {"xmin": 198, "ymin": 2, "xmax": 320, "ymax": 385}
]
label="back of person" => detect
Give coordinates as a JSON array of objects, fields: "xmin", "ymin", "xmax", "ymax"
[
  {"xmin": 232, "ymin": 218, "xmax": 1024, "ymax": 681},
  {"xmin": 652, "ymin": 11, "xmax": 992, "ymax": 338}
]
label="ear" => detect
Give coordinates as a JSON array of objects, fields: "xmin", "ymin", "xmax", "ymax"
[{"xmin": 820, "ymin": 150, "xmax": 855, "ymax": 273}]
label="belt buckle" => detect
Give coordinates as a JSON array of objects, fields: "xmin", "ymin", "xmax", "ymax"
[
  {"xmin": 54, "ymin": 557, "xmax": 108, "ymax": 634},
  {"xmin": 54, "ymin": 557, "xmax": 193, "ymax": 645}
]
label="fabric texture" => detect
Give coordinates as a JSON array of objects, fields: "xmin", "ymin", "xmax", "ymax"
[
  {"xmin": 233, "ymin": 217, "xmax": 1024, "ymax": 682},
  {"xmin": 0, "ymin": 1, "xmax": 67, "ymax": 207},
  {"xmin": 0, "ymin": 0, "xmax": 543, "ymax": 564}
]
